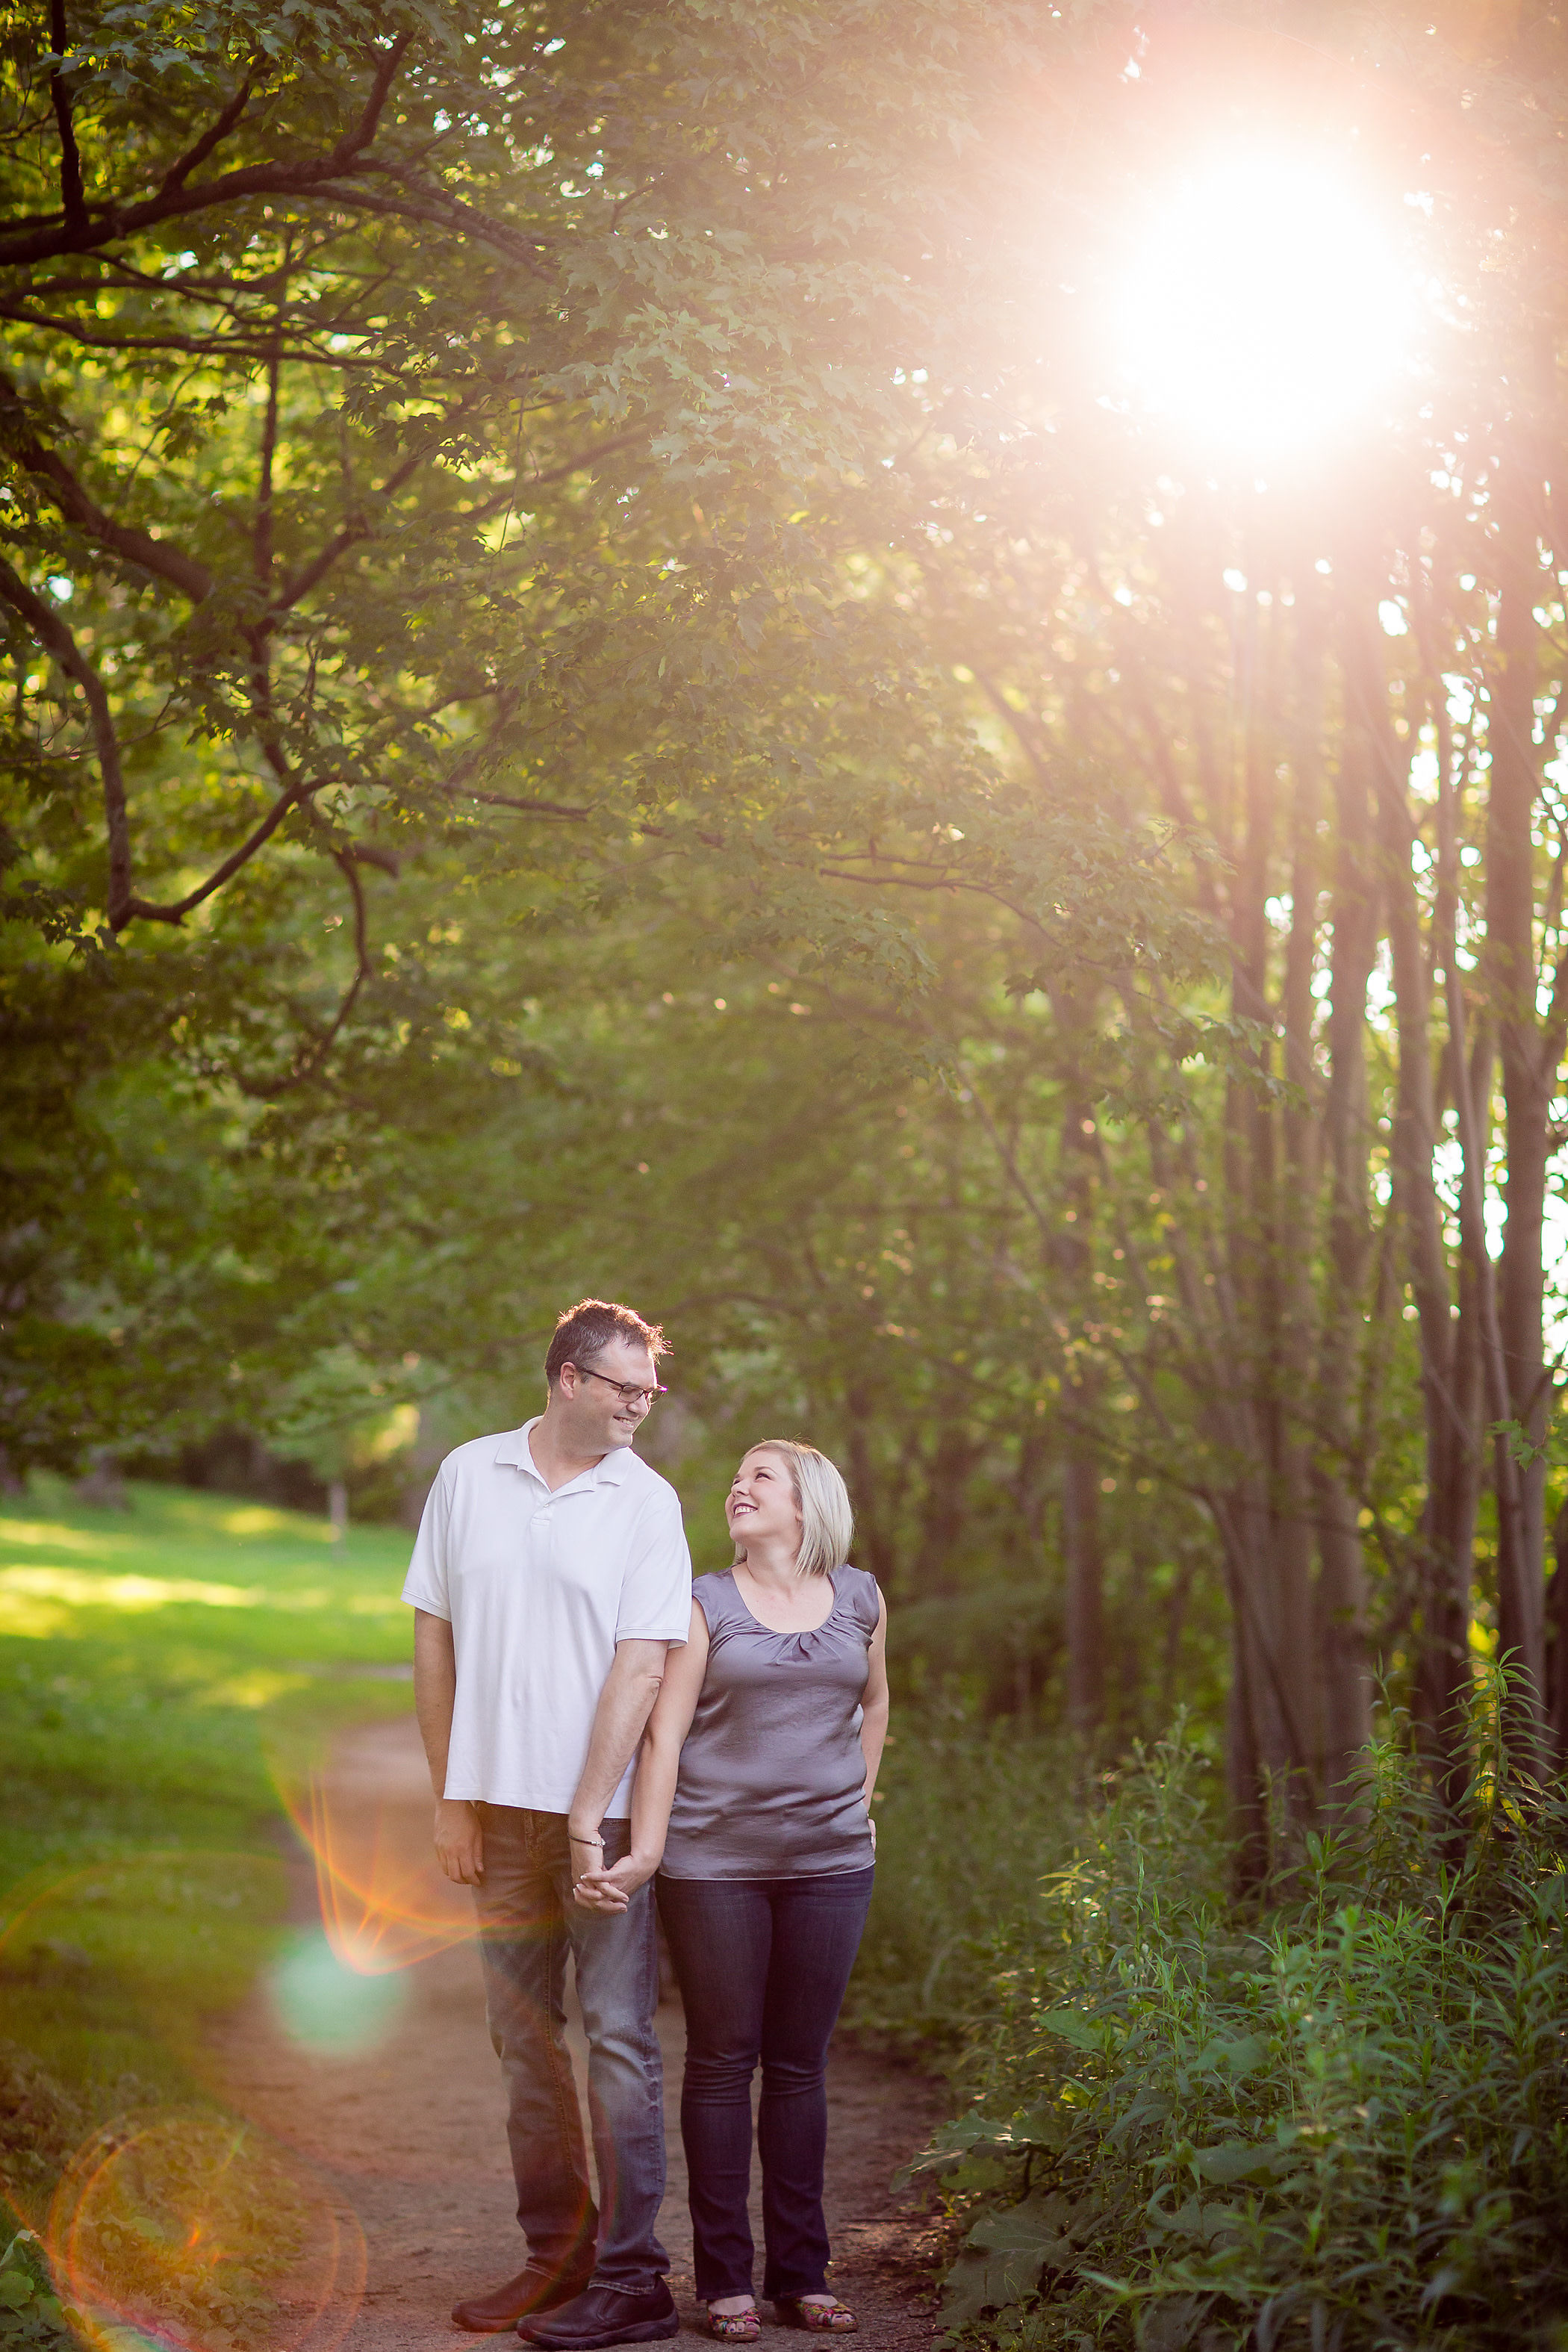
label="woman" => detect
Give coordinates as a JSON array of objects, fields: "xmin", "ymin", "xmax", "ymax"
[{"xmin": 574, "ymin": 1440, "xmax": 888, "ymax": 2340}]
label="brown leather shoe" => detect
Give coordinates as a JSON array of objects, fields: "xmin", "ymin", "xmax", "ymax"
[{"xmin": 451, "ymin": 2264, "xmax": 595, "ymax": 2333}]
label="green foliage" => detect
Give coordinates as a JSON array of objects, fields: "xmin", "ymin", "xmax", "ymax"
[
  {"xmin": 0, "ymin": 880, "xmax": 1231, "ymax": 1748},
  {"xmin": 46, "ymin": 2109, "xmax": 317, "ymax": 2352},
  {"xmin": 1, "ymin": 0, "xmax": 1215, "ymax": 1486},
  {"xmin": 0, "ymin": 1477, "xmax": 410, "ymax": 2185},
  {"xmin": 850, "ymin": 1711, "xmax": 1088, "ymax": 2044},
  {"xmin": 0, "ymin": 1477, "xmax": 432, "ymax": 2348},
  {"xmin": 0, "ymin": 2229, "xmax": 75, "ymax": 2351},
  {"xmin": 897, "ymin": 1677, "xmax": 1568, "ymax": 2349}
]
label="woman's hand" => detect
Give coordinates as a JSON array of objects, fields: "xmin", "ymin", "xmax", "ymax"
[{"xmin": 572, "ymin": 1849, "xmax": 659, "ymax": 1914}]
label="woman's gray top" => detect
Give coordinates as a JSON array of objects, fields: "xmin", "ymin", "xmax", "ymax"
[{"xmin": 659, "ymin": 1566, "xmax": 880, "ymax": 1879}]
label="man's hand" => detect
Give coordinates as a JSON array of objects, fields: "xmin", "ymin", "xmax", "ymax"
[
  {"xmin": 572, "ymin": 1850, "xmax": 656, "ymax": 1914},
  {"xmin": 435, "ymin": 1796, "xmax": 484, "ymax": 1884}
]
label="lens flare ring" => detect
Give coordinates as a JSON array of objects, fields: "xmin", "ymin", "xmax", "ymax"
[
  {"xmin": 47, "ymin": 2112, "xmax": 367, "ymax": 2352},
  {"xmin": 271, "ymin": 1769, "xmax": 477, "ymax": 1978}
]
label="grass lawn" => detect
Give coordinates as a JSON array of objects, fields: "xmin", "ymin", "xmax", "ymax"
[{"xmin": 0, "ymin": 1478, "xmax": 418, "ymax": 2316}]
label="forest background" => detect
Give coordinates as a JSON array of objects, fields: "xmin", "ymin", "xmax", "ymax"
[{"xmin": 7, "ymin": 1, "xmax": 1568, "ymax": 2348}]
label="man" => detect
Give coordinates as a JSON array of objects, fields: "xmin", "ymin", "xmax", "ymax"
[{"xmin": 405, "ymin": 1299, "xmax": 691, "ymax": 2348}]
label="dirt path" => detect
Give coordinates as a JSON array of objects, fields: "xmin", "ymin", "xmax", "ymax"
[{"xmin": 211, "ymin": 1720, "xmax": 946, "ymax": 2352}]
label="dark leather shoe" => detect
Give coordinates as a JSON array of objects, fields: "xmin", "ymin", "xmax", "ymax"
[
  {"xmin": 452, "ymin": 2265, "xmax": 594, "ymax": 2333},
  {"xmin": 517, "ymin": 2281, "xmax": 679, "ymax": 2347}
]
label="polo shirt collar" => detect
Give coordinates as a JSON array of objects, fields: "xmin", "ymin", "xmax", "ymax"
[{"xmin": 494, "ymin": 1418, "xmax": 636, "ymax": 1487}]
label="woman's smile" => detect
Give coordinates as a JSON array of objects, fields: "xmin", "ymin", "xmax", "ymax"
[{"xmin": 727, "ymin": 1451, "xmax": 799, "ymax": 1543}]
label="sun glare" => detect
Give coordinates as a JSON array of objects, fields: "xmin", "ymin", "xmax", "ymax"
[{"xmin": 1110, "ymin": 154, "xmax": 1416, "ymax": 451}]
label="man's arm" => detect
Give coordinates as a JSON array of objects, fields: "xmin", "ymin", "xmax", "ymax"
[
  {"xmin": 565, "ymin": 1637, "xmax": 670, "ymax": 1879},
  {"xmin": 414, "ymin": 1608, "xmax": 484, "ymax": 1885}
]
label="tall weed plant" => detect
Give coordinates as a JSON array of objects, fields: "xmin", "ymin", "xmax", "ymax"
[
  {"xmin": 851, "ymin": 1709, "xmax": 1084, "ymax": 2042},
  {"xmin": 901, "ymin": 1670, "xmax": 1568, "ymax": 2351}
]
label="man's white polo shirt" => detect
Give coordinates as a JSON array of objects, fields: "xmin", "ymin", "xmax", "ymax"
[{"xmin": 401, "ymin": 1419, "xmax": 692, "ymax": 1815}]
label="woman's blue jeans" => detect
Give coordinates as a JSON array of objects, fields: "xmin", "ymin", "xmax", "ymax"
[{"xmin": 656, "ymin": 1868, "xmax": 875, "ymax": 2303}]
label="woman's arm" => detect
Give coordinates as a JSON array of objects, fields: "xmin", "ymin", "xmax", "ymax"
[
  {"xmin": 573, "ymin": 1599, "xmax": 709, "ymax": 1912},
  {"xmin": 859, "ymin": 1587, "xmax": 890, "ymax": 1804}
]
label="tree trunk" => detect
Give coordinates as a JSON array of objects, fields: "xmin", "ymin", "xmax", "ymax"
[
  {"xmin": 1275, "ymin": 604, "xmax": 1328, "ymax": 1784},
  {"xmin": 1360, "ymin": 629, "xmax": 1472, "ymax": 1788},
  {"xmin": 1315, "ymin": 611, "xmax": 1380, "ymax": 1796},
  {"xmin": 1404, "ymin": 653, "xmax": 1484, "ymax": 1796},
  {"xmin": 844, "ymin": 1381, "xmax": 897, "ymax": 1589},
  {"xmin": 1222, "ymin": 582, "xmax": 1317, "ymax": 1827},
  {"xmin": 1052, "ymin": 1048, "xmax": 1106, "ymax": 1741},
  {"xmin": 1549, "ymin": 1499, "xmax": 1568, "ymax": 1757},
  {"xmin": 1487, "ymin": 479, "xmax": 1549, "ymax": 1730},
  {"xmin": 1062, "ymin": 1437, "xmax": 1105, "ymax": 1739},
  {"xmin": 910, "ymin": 1410, "xmax": 977, "ymax": 1596}
]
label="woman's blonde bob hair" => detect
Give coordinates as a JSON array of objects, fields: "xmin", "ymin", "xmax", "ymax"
[{"xmin": 732, "ymin": 1440, "xmax": 854, "ymax": 1581}]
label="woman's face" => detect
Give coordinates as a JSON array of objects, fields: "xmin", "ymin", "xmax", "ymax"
[{"xmin": 726, "ymin": 1449, "xmax": 800, "ymax": 1555}]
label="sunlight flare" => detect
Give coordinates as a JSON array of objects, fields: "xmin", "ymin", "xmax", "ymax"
[{"xmin": 1110, "ymin": 152, "xmax": 1417, "ymax": 449}]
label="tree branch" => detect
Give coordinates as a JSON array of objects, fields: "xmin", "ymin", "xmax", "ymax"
[
  {"xmin": 462, "ymin": 790, "xmax": 592, "ymax": 818},
  {"xmin": 337, "ymin": 844, "xmax": 372, "ymax": 980},
  {"xmin": 48, "ymin": 0, "xmax": 88, "ymax": 233},
  {"xmin": 0, "ymin": 34, "xmax": 413, "ymax": 271},
  {"xmin": 342, "ymin": 840, "xmax": 399, "ymax": 877},
  {"xmin": 155, "ymin": 69, "xmax": 258, "ymax": 197},
  {"xmin": 255, "ymin": 323, "xmax": 281, "ymax": 588},
  {"xmin": 517, "ymin": 423, "xmax": 651, "ymax": 491},
  {"xmin": 305, "ymin": 176, "xmax": 558, "ymax": 281},
  {"xmin": 272, "ymin": 444, "xmax": 431, "ymax": 613},
  {"xmin": 329, "ymin": 35, "xmax": 411, "ymax": 169},
  {"xmin": 0, "ymin": 548, "xmax": 131, "ymax": 916},
  {"xmin": 0, "ymin": 368, "xmax": 214, "ymax": 600},
  {"xmin": 0, "ymin": 302, "xmax": 355, "ymax": 363},
  {"xmin": 1540, "ymin": 933, "xmax": 1568, "ymax": 1078},
  {"xmin": 240, "ymin": 847, "xmax": 373, "ymax": 1098},
  {"xmin": 263, "ymin": 378, "xmax": 639, "ymax": 620},
  {"xmin": 116, "ymin": 774, "xmax": 337, "ymax": 927},
  {"xmin": 818, "ymin": 859, "xmax": 1053, "ymax": 940},
  {"xmin": 969, "ymin": 663, "xmax": 1051, "ymax": 785}
]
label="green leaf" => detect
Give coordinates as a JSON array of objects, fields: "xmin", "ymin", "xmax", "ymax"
[
  {"xmin": 1190, "ymin": 2141, "xmax": 1298, "ymax": 2186},
  {"xmin": 1107, "ymin": 2087, "xmax": 1174, "ymax": 2150},
  {"xmin": 939, "ymin": 2154, "xmax": 1012, "ymax": 2197},
  {"xmin": 1036, "ymin": 2006, "xmax": 1103, "ymax": 2052},
  {"xmin": 939, "ymin": 2191, "xmax": 1094, "ymax": 2325},
  {"xmin": 1136, "ymin": 2295, "xmax": 1213, "ymax": 2352},
  {"xmin": 1195, "ymin": 2032, "xmax": 1267, "ymax": 2079}
]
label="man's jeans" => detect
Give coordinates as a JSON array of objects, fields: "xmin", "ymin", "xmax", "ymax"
[{"xmin": 473, "ymin": 1806, "xmax": 668, "ymax": 2294}]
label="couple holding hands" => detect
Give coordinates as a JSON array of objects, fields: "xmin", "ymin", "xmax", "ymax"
[{"xmin": 406, "ymin": 1299, "xmax": 889, "ymax": 2348}]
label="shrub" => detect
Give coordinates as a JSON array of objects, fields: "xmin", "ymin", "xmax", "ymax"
[
  {"xmin": 905, "ymin": 1672, "xmax": 1568, "ymax": 2350},
  {"xmin": 0, "ymin": 2230, "xmax": 74, "ymax": 2351},
  {"xmin": 850, "ymin": 1710, "xmax": 1084, "ymax": 2044}
]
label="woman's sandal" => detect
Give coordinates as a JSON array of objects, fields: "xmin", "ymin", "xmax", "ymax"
[
  {"xmin": 775, "ymin": 2298, "xmax": 858, "ymax": 2333},
  {"xmin": 705, "ymin": 2309, "xmax": 760, "ymax": 2342}
]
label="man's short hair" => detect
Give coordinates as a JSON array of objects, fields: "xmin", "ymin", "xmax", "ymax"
[{"xmin": 544, "ymin": 1298, "xmax": 668, "ymax": 1387}]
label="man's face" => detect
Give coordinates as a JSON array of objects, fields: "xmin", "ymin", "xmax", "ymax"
[{"xmin": 554, "ymin": 1335, "xmax": 661, "ymax": 1451}]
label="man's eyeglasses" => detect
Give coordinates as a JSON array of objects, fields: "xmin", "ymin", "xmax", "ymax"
[{"xmin": 570, "ymin": 1363, "xmax": 668, "ymax": 1407}]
